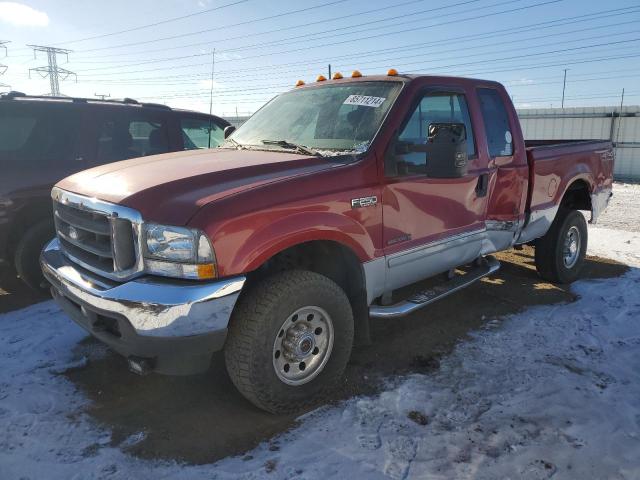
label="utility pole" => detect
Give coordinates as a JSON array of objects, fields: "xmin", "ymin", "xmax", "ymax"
[
  {"xmin": 208, "ymin": 49, "xmax": 215, "ymax": 148},
  {"xmin": 27, "ymin": 44, "xmax": 76, "ymax": 96},
  {"xmin": 561, "ymin": 68, "xmax": 568, "ymax": 109},
  {"xmin": 0, "ymin": 41, "xmax": 8, "ymax": 90},
  {"xmin": 94, "ymin": 93, "xmax": 111, "ymax": 100},
  {"xmin": 615, "ymin": 88, "xmax": 625, "ymax": 146}
]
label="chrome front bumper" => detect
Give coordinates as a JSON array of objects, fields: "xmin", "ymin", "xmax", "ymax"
[{"xmin": 41, "ymin": 238, "xmax": 246, "ymax": 374}]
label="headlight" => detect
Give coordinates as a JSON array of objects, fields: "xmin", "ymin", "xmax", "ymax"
[{"xmin": 143, "ymin": 224, "xmax": 216, "ymax": 280}]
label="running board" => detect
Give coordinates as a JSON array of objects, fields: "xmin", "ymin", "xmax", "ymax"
[{"xmin": 369, "ymin": 256, "xmax": 500, "ymax": 319}]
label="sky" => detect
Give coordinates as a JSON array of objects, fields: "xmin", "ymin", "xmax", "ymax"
[{"xmin": 0, "ymin": 0, "xmax": 639, "ymax": 117}]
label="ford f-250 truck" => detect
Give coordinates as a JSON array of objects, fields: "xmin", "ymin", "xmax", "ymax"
[{"xmin": 41, "ymin": 71, "xmax": 614, "ymax": 413}]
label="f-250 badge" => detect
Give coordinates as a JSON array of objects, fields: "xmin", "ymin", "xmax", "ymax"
[{"xmin": 351, "ymin": 196, "xmax": 378, "ymax": 208}]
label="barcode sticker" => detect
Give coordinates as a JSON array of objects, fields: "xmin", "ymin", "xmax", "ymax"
[{"xmin": 343, "ymin": 95, "xmax": 386, "ymax": 108}]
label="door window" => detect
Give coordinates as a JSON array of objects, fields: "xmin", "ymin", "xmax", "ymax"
[
  {"xmin": 396, "ymin": 93, "xmax": 475, "ymax": 175},
  {"xmin": 477, "ymin": 88, "xmax": 513, "ymax": 157},
  {"xmin": 180, "ymin": 117, "xmax": 224, "ymax": 149},
  {"xmin": 96, "ymin": 114, "xmax": 168, "ymax": 163}
]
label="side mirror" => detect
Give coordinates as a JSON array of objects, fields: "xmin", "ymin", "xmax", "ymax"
[
  {"xmin": 424, "ymin": 122, "xmax": 468, "ymax": 178},
  {"xmin": 224, "ymin": 125, "xmax": 236, "ymax": 139}
]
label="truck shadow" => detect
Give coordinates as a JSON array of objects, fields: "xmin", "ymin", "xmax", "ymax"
[
  {"xmin": 64, "ymin": 246, "xmax": 628, "ymax": 465},
  {"xmin": 0, "ymin": 268, "xmax": 47, "ymax": 314}
]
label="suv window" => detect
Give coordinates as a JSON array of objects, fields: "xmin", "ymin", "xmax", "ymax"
[
  {"xmin": 477, "ymin": 88, "xmax": 513, "ymax": 157},
  {"xmin": 397, "ymin": 93, "xmax": 475, "ymax": 174},
  {"xmin": 180, "ymin": 117, "xmax": 224, "ymax": 149},
  {"xmin": 0, "ymin": 103, "xmax": 80, "ymax": 165},
  {"xmin": 96, "ymin": 114, "xmax": 169, "ymax": 163}
]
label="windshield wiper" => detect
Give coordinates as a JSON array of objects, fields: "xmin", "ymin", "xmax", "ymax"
[
  {"xmin": 261, "ymin": 139, "xmax": 321, "ymax": 157},
  {"xmin": 224, "ymin": 137, "xmax": 245, "ymax": 149}
]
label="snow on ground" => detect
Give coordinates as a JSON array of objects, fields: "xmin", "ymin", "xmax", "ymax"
[{"xmin": 1, "ymin": 187, "xmax": 639, "ymax": 479}]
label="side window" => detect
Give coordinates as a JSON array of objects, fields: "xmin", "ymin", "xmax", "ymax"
[
  {"xmin": 180, "ymin": 117, "xmax": 224, "ymax": 149},
  {"xmin": 0, "ymin": 104, "xmax": 80, "ymax": 165},
  {"xmin": 477, "ymin": 88, "xmax": 513, "ymax": 157},
  {"xmin": 396, "ymin": 93, "xmax": 475, "ymax": 175},
  {"xmin": 96, "ymin": 114, "xmax": 168, "ymax": 163}
]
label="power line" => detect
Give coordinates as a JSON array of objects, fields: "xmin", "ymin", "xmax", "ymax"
[
  {"xmin": 27, "ymin": 45, "xmax": 77, "ymax": 96},
  {"xmin": 73, "ymin": 0, "xmax": 562, "ymax": 74},
  {"xmin": 64, "ymin": 4, "xmax": 638, "ymax": 81},
  {"xmin": 73, "ymin": 0, "xmax": 486, "ymax": 64},
  {"xmin": 54, "ymin": 0, "xmax": 249, "ymax": 45},
  {"xmin": 75, "ymin": 23, "xmax": 640, "ymax": 86},
  {"xmin": 70, "ymin": 0, "xmax": 431, "ymax": 61},
  {"xmin": 74, "ymin": 0, "xmax": 350, "ymax": 53},
  {"xmin": 75, "ymin": 0, "xmax": 492, "ymax": 70}
]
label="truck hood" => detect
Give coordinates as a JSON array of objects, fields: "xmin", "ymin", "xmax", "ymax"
[{"xmin": 57, "ymin": 148, "xmax": 346, "ymax": 225}]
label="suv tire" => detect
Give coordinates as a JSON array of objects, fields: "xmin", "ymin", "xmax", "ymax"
[
  {"xmin": 534, "ymin": 209, "xmax": 588, "ymax": 284},
  {"xmin": 15, "ymin": 220, "xmax": 55, "ymax": 291},
  {"xmin": 225, "ymin": 270, "xmax": 354, "ymax": 413}
]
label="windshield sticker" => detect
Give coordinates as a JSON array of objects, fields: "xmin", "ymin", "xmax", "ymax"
[{"xmin": 343, "ymin": 95, "xmax": 386, "ymax": 108}]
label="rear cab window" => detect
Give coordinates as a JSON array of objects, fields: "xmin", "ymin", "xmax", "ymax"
[
  {"xmin": 477, "ymin": 88, "xmax": 514, "ymax": 157},
  {"xmin": 180, "ymin": 117, "xmax": 224, "ymax": 149}
]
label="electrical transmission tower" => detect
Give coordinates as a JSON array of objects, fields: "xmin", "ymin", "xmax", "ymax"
[
  {"xmin": 0, "ymin": 41, "xmax": 9, "ymax": 91},
  {"xmin": 27, "ymin": 44, "xmax": 76, "ymax": 96}
]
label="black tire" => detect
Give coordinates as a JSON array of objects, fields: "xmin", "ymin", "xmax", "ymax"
[
  {"xmin": 534, "ymin": 209, "xmax": 588, "ymax": 284},
  {"xmin": 224, "ymin": 270, "xmax": 354, "ymax": 414},
  {"xmin": 14, "ymin": 220, "xmax": 55, "ymax": 291}
]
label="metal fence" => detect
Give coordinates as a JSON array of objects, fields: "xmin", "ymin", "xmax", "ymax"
[{"xmin": 517, "ymin": 106, "xmax": 640, "ymax": 181}]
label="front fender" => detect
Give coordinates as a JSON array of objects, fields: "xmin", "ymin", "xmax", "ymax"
[{"xmin": 209, "ymin": 211, "xmax": 376, "ymax": 276}]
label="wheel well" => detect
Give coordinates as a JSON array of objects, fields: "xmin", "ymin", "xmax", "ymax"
[
  {"xmin": 561, "ymin": 180, "xmax": 591, "ymax": 211},
  {"xmin": 6, "ymin": 199, "xmax": 53, "ymax": 257},
  {"xmin": 247, "ymin": 240, "xmax": 371, "ymax": 345}
]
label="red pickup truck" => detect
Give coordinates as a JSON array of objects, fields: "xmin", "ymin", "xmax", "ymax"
[{"xmin": 41, "ymin": 72, "xmax": 614, "ymax": 413}]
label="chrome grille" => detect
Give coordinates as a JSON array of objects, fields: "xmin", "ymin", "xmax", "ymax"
[{"xmin": 52, "ymin": 187, "xmax": 143, "ymax": 281}]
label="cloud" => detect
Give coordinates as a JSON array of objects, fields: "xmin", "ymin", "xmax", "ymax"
[{"xmin": 0, "ymin": 2, "xmax": 49, "ymax": 27}]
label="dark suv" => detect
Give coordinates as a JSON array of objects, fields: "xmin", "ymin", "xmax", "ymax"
[{"xmin": 0, "ymin": 92, "xmax": 229, "ymax": 289}]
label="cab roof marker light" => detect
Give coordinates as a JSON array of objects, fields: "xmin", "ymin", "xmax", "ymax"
[
  {"xmin": 295, "ymin": 79, "xmax": 305, "ymax": 87},
  {"xmin": 387, "ymin": 68, "xmax": 399, "ymax": 76},
  {"xmin": 316, "ymin": 75, "xmax": 327, "ymax": 82},
  {"xmin": 351, "ymin": 70, "xmax": 362, "ymax": 78},
  {"xmin": 332, "ymin": 72, "xmax": 343, "ymax": 80}
]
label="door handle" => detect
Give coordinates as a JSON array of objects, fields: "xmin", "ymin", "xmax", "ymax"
[{"xmin": 476, "ymin": 173, "xmax": 489, "ymax": 197}]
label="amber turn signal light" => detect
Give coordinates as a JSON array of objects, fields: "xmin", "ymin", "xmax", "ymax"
[
  {"xmin": 387, "ymin": 68, "xmax": 398, "ymax": 76},
  {"xmin": 332, "ymin": 72, "xmax": 343, "ymax": 79},
  {"xmin": 295, "ymin": 79, "xmax": 305, "ymax": 87},
  {"xmin": 197, "ymin": 263, "xmax": 216, "ymax": 280},
  {"xmin": 351, "ymin": 70, "xmax": 362, "ymax": 78},
  {"xmin": 316, "ymin": 75, "xmax": 327, "ymax": 82}
]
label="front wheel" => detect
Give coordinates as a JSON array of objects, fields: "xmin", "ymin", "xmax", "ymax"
[
  {"xmin": 224, "ymin": 270, "xmax": 354, "ymax": 413},
  {"xmin": 534, "ymin": 209, "xmax": 588, "ymax": 284}
]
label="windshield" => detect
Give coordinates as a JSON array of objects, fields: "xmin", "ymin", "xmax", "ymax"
[{"xmin": 228, "ymin": 81, "xmax": 403, "ymax": 156}]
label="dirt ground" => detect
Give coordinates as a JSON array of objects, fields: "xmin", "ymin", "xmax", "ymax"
[{"xmin": 29, "ymin": 246, "xmax": 622, "ymax": 465}]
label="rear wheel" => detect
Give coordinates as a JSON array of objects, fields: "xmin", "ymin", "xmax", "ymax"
[
  {"xmin": 224, "ymin": 270, "xmax": 354, "ymax": 413},
  {"xmin": 534, "ymin": 209, "xmax": 587, "ymax": 284},
  {"xmin": 14, "ymin": 220, "xmax": 55, "ymax": 291}
]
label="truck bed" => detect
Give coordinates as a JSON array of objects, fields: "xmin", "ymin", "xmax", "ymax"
[{"xmin": 523, "ymin": 139, "xmax": 614, "ymax": 233}]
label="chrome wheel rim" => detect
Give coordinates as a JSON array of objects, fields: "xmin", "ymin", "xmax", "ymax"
[
  {"xmin": 272, "ymin": 306, "xmax": 334, "ymax": 386},
  {"xmin": 563, "ymin": 225, "xmax": 581, "ymax": 268}
]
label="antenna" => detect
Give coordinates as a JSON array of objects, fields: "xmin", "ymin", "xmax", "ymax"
[{"xmin": 27, "ymin": 44, "xmax": 77, "ymax": 96}]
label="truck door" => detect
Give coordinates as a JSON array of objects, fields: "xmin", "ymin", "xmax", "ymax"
[
  {"xmin": 476, "ymin": 87, "xmax": 528, "ymax": 231},
  {"xmin": 381, "ymin": 90, "xmax": 490, "ymax": 291}
]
